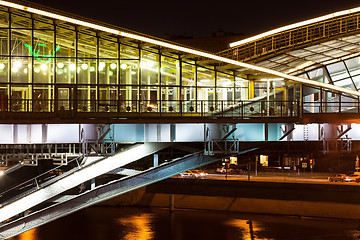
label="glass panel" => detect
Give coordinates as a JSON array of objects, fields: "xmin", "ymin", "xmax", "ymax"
[
  {"xmin": 308, "ymin": 68, "xmax": 325, "ymax": 82},
  {"xmin": 0, "ymin": 84, "xmax": 9, "ymax": 111},
  {"xmin": 78, "ymin": 59, "xmax": 96, "ymax": 84},
  {"xmin": 141, "ymin": 86, "xmax": 159, "ymax": 112},
  {"xmin": 333, "ymin": 78, "xmax": 355, "ymax": 90},
  {"xmin": 182, "ymin": 62, "xmax": 195, "ymax": 87},
  {"xmin": 141, "ymin": 51, "xmax": 158, "ymax": 85},
  {"xmin": 235, "ymin": 77, "xmax": 248, "ymax": 100},
  {"xmin": 99, "ymin": 60, "xmax": 118, "ymax": 85},
  {"xmin": 11, "ymin": 57, "xmax": 30, "ymax": 83},
  {"xmin": 55, "ymin": 58, "xmax": 75, "ymax": 84},
  {"xmin": 33, "ymin": 60, "xmax": 53, "ymax": 84},
  {"xmin": 120, "ymin": 60, "xmax": 138, "ymax": 85},
  {"xmin": 11, "ymin": 29, "xmax": 31, "ymax": 56},
  {"xmin": 11, "ymin": 85, "xmax": 30, "ymax": 111},
  {"xmin": 0, "ymin": 29, "xmax": 8, "ymax": 56},
  {"xmin": 78, "ymin": 32, "xmax": 97, "ymax": 58},
  {"xmin": 33, "ymin": 85, "xmax": 52, "ymax": 112},
  {"xmin": 197, "ymin": 67, "xmax": 215, "ymax": 87},
  {"xmin": 99, "ymin": 38, "xmax": 117, "ymax": 59},
  {"xmin": 327, "ymin": 61, "xmax": 350, "ymax": 82},
  {"xmin": 0, "ymin": 57, "xmax": 8, "ymax": 83},
  {"xmin": 56, "ymin": 26, "xmax": 76, "ymax": 57},
  {"xmin": 57, "ymin": 87, "xmax": 73, "ymax": 111},
  {"xmin": 120, "ymin": 44, "xmax": 139, "ymax": 59},
  {"xmin": 77, "ymin": 86, "xmax": 96, "ymax": 112},
  {"xmin": 11, "ymin": 12, "xmax": 32, "ymax": 28},
  {"xmin": 99, "ymin": 86, "xmax": 118, "ymax": 112},
  {"xmin": 161, "ymin": 55, "xmax": 178, "ymax": 85},
  {"xmin": 119, "ymin": 85, "xmax": 138, "ymax": 112}
]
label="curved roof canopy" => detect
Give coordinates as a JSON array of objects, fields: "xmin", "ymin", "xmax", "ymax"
[{"xmin": 219, "ymin": 6, "xmax": 360, "ymax": 76}]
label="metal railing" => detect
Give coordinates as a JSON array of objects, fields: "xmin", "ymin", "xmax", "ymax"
[
  {"xmin": 0, "ymin": 155, "xmax": 83, "ymax": 208},
  {"xmin": 218, "ymin": 12, "xmax": 360, "ymax": 62},
  {"xmin": 0, "ymin": 98, "xmax": 302, "ymax": 119}
]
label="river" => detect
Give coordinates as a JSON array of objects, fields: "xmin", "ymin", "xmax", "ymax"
[{"xmin": 8, "ymin": 206, "xmax": 360, "ymax": 240}]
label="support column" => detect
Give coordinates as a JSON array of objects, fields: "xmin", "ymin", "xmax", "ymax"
[
  {"xmin": 169, "ymin": 194, "xmax": 174, "ymax": 212},
  {"xmin": 153, "ymin": 154, "xmax": 158, "ymax": 167}
]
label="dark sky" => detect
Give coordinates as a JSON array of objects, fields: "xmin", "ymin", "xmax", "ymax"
[{"xmin": 27, "ymin": 0, "xmax": 360, "ymax": 39}]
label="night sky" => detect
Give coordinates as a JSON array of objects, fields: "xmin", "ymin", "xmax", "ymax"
[{"xmin": 26, "ymin": 0, "xmax": 360, "ymax": 39}]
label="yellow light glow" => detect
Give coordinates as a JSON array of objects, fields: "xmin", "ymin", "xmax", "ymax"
[
  {"xmin": 229, "ymin": 7, "xmax": 360, "ymax": 48},
  {"xmin": 81, "ymin": 63, "xmax": 88, "ymax": 70},
  {"xmin": 110, "ymin": 63, "xmax": 117, "ymax": 69},
  {"xmin": 40, "ymin": 64, "xmax": 47, "ymax": 71},
  {"xmin": 1, "ymin": 0, "xmax": 359, "ymax": 97},
  {"xmin": 0, "ymin": 63, "xmax": 5, "ymax": 70},
  {"xmin": 69, "ymin": 64, "xmax": 76, "ymax": 71},
  {"xmin": 11, "ymin": 67, "xmax": 18, "ymax": 73},
  {"xmin": 0, "ymin": 170, "xmax": 4, "ymax": 176},
  {"xmin": 57, "ymin": 62, "xmax": 64, "ymax": 69},
  {"xmin": 14, "ymin": 60, "xmax": 22, "ymax": 68},
  {"xmin": 120, "ymin": 63, "xmax": 127, "ymax": 70}
]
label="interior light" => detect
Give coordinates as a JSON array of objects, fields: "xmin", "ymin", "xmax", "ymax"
[
  {"xmin": 120, "ymin": 63, "xmax": 127, "ymax": 70},
  {"xmin": 90, "ymin": 66, "xmax": 95, "ymax": 72},
  {"xmin": 24, "ymin": 68, "xmax": 27, "ymax": 74},
  {"xmin": 40, "ymin": 64, "xmax": 47, "ymax": 71},
  {"xmin": 0, "ymin": 63, "xmax": 5, "ymax": 70},
  {"xmin": 110, "ymin": 63, "xmax": 117, "ymax": 70},
  {"xmin": 11, "ymin": 67, "xmax": 18, "ymax": 73},
  {"xmin": 34, "ymin": 66, "xmax": 40, "ymax": 73},
  {"xmin": 147, "ymin": 61, "xmax": 154, "ymax": 68},
  {"xmin": 99, "ymin": 62, "xmax": 105, "ymax": 69},
  {"xmin": 14, "ymin": 60, "xmax": 21, "ymax": 68},
  {"xmin": 81, "ymin": 63, "xmax": 88, "ymax": 70},
  {"xmin": 0, "ymin": 170, "xmax": 4, "ymax": 176},
  {"xmin": 28, "ymin": 63, "xmax": 32, "ymax": 69},
  {"xmin": 57, "ymin": 62, "xmax": 64, "ymax": 68},
  {"xmin": 69, "ymin": 64, "xmax": 76, "ymax": 71},
  {"xmin": 109, "ymin": 71, "xmax": 113, "ymax": 76}
]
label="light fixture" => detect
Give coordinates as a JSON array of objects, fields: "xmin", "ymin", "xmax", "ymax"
[
  {"xmin": 99, "ymin": 62, "xmax": 105, "ymax": 69},
  {"xmin": 11, "ymin": 67, "xmax": 18, "ymax": 73},
  {"xmin": 57, "ymin": 62, "xmax": 64, "ymax": 68},
  {"xmin": 120, "ymin": 63, "xmax": 127, "ymax": 70},
  {"xmin": 69, "ymin": 64, "xmax": 76, "ymax": 71},
  {"xmin": 40, "ymin": 64, "xmax": 48, "ymax": 71},
  {"xmin": 24, "ymin": 68, "xmax": 27, "ymax": 74},
  {"xmin": 90, "ymin": 66, "xmax": 95, "ymax": 72},
  {"xmin": 0, "ymin": 63, "xmax": 5, "ymax": 70},
  {"xmin": 81, "ymin": 63, "xmax": 88, "ymax": 70},
  {"xmin": 34, "ymin": 66, "xmax": 40, "ymax": 73},
  {"xmin": 14, "ymin": 60, "xmax": 21, "ymax": 68},
  {"xmin": 0, "ymin": 170, "xmax": 4, "ymax": 176},
  {"xmin": 110, "ymin": 63, "xmax": 117, "ymax": 70}
]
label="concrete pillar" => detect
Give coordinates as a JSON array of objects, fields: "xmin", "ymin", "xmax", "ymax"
[{"xmin": 169, "ymin": 194, "xmax": 174, "ymax": 212}]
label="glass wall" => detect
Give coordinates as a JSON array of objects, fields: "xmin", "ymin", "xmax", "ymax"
[{"xmin": 0, "ymin": 5, "xmax": 287, "ymax": 118}]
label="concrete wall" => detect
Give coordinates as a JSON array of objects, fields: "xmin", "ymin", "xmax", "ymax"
[{"xmin": 102, "ymin": 179, "xmax": 360, "ymax": 220}]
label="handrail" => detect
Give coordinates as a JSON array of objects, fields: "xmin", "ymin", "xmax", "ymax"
[{"xmin": 0, "ymin": 155, "xmax": 83, "ymax": 205}]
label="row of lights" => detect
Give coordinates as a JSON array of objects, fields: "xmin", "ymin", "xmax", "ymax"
[{"xmin": 0, "ymin": 61, "xmax": 130, "ymax": 73}]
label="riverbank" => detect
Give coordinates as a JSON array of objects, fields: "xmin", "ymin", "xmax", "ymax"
[{"xmin": 101, "ymin": 177, "xmax": 360, "ymax": 220}]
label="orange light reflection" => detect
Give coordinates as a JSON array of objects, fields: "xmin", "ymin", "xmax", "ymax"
[
  {"xmin": 226, "ymin": 219, "xmax": 273, "ymax": 240},
  {"xmin": 117, "ymin": 213, "xmax": 154, "ymax": 240},
  {"xmin": 17, "ymin": 228, "xmax": 38, "ymax": 240}
]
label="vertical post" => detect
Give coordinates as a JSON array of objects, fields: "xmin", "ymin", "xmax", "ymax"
[
  {"xmin": 153, "ymin": 153, "xmax": 158, "ymax": 167},
  {"xmin": 91, "ymin": 178, "xmax": 96, "ymax": 190},
  {"xmin": 248, "ymin": 159, "xmax": 251, "ymax": 181},
  {"xmin": 255, "ymin": 155, "xmax": 258, "ymax": 176},
  {"xmin": 169, "ymin": 194, "xmax": 174, "ymax": 212}
]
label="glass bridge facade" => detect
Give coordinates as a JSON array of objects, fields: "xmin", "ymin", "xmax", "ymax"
[
  {"xmin": 0, "ymin": 2, "xmax": 359, "ymax": 122},
  {"xmin": 0, "ymin": 3, "xmax": 305, "ymax": 122}
]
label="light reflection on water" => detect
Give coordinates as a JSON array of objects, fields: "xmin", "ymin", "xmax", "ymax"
[
  {"xmin": 116, "ymin": 213, "xmax": 154, "ymax": 240},
  {"xmin": 9, "ymin": 207, "xmax": 360, "ymax": 240}
]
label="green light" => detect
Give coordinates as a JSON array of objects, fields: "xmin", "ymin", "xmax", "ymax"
[{"xmin": 24, "ymin": 44, "xmax": 61, "ymax": 63}]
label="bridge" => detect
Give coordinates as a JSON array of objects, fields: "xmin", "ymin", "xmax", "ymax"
[{"xmin": 0, "ymin": 0, "xmax": 360, "ymax": 238}]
